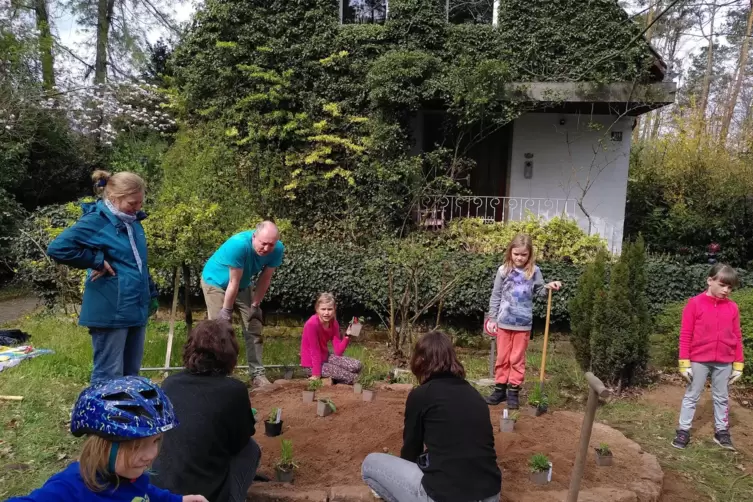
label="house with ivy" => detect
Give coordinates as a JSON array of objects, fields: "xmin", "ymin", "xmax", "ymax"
[{"xmin": 174, "ymin": 0, "xmax": 675, "ymax": 252}]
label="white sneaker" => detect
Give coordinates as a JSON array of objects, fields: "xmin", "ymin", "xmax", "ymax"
[{"xmin": 253, "ymin": 375, "xmax": 272, "ymax": 387}]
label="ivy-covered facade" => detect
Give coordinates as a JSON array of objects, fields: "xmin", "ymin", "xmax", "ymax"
[{"xmin": 171, "ymin": 0, "xmax": 675, "ymax": 249}]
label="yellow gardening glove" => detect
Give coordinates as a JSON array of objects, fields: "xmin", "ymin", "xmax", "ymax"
[
  {"xmin": 679, "ymin": 360, "xmax": 693, "ymax": 383},
  {"xmin": 730, "ymin": 362, "xmax": 744, "ymax": 384}
]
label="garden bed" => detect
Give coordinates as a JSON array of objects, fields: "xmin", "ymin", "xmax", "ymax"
[{"xmin": 250, "ymin": 381, "xmax": 663, "ymax": 501}]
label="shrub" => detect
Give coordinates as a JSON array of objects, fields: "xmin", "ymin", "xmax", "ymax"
[
  {"xmin": 443, "ymin": 216, "xmax": 607, "ymax": 263},
  {"xmin": 569, "ymin": 250, "xmax": 608, "ymax": 371},
  {"xmin": 589, "ymin": 238, "xmax": 651, "ymax": 388},
  {"xmin": 11, "ymin": 199, "xmax": 90, "ymax": 308},
  {"xmin": 653, "ymin": 288, "xmax": 753, "ymax": 384}
]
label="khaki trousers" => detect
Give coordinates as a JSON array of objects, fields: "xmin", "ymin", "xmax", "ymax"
[{"xmin": 201, "ymin": 279, "xmax": 265, "ymax": 376}]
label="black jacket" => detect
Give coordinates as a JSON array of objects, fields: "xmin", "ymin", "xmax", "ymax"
[
  {"xmin": 151, "ymin": 371, "xmax": 255, "ymax": 502},
  {"xmin": 402, "ymin": 373, "xmax": 501, "ymax": 502}
]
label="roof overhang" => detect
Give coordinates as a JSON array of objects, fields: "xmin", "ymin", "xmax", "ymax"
[{"xmin": 503, "ymin": 82, "xmax": 676, "ymax": 116}]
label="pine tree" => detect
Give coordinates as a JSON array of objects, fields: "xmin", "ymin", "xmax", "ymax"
[
  {"xmin": 625, "ymin": 235, "xmax": 651, "ymax": 383},
  {"xmin": 569, "ymin": 249, "xmax": 607, "ymax": 371},
  {"xmin": 592, "ymin": 255, "xmax": 633, "ymax": 386}
]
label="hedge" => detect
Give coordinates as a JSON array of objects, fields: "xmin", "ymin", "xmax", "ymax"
[{"xmin": 262, "ymin": 241, "xmax": 753, "ymax": 329}]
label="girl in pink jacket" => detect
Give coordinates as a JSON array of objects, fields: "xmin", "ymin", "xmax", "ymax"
[
  {"xmin": 300, "ymin": 293, "xmax": 363, "ymax": 385},
  {"xmin": 672, "ymin": 264, "xmax": 744, "ymax": 451}
]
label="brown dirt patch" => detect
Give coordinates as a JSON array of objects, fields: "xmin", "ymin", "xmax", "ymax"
[
  {"xmin": 642, "ymin": 383, "xmax": 753, "ymax": 460},
  {"xmin": 251, "ymin": 381, "xmax": 662, "ymax": 501}
]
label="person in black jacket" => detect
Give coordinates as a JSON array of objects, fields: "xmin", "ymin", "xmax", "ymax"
[
  {"xmin": 361, "ymin": 331, "xmax": 502, "ymax": 502},
  {"xmin": 151, "ymin": 320, "xmax": 260, "ymax": 502}
]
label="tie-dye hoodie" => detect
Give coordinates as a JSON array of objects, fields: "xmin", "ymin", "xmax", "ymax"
[{"xmin": 487, "ymin": 265, "xmax": 546, "ymax": 331}]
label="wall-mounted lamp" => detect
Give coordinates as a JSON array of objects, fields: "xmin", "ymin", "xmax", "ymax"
[{"xmin": 524, "ymin": 153, "xmax": 534, "ymax": 179}]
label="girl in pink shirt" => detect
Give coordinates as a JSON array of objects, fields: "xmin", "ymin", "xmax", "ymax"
[
  {"xmin": 672, "ymin": 264, "xmax": 744, "ymax": 451},
  {"xmin": 300, "ymin": 293, "xmax": 363, "ymax": 385}
]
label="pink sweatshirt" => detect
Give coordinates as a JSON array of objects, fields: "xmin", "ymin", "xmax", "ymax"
[
  {"xmin": 679, "ymin": 293, "xmax": 744, "ymax": 364},
  {"xmin": 300, "ymin": 315, "xmax": 350, "ymax": 377}
]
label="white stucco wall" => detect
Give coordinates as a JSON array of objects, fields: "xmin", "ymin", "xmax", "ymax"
[{"xmin": 508, "ymin": 113, "xmax": 633, "ymax": 253}]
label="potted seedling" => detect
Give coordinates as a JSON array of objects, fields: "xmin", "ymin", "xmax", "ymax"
[
  {"xmin": 275, "ymin": 439, "xmax": 297, "ymax": 483},
  {"xmin": 525, "ymin": 386, "xmax": 548, "ymax": 417},
  {"xmin": 316, "ymin": 397, "xmax": 336, "ymax": 417},
  {"xmin": 528, "ymin": 453, "xmax": 552, "ymax": 486},
  {"xmin": 594, "ymin": 443, "xmax": 613, "ymax": 467},
  {"xmin": 303, "ymin": 378, "xmax": 322, "ymax": 403},
  {"xmin": 265, "ymin": 408, "xmax": 283, "ymax": 437},
  {"xmin": 500, "ymin": 409, "xmax": 519, "ymax": 433},
  {"xmin": 361, "ymin": 374, "xmax": 377, "ymax": 402}
]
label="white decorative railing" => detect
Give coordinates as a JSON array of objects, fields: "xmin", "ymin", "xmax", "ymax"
[{"xmin": 415, "ymin": 196, "xmax": 576, "ymax": 228}]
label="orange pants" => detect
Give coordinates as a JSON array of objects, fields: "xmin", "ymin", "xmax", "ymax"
[{"xmin": 494, "ymin": 328, "xmax": 530, "ymax": 386}]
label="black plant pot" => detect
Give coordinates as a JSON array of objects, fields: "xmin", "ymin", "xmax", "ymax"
[
  {"xmin": 275, "ymin": 466, "xmax": 294, "ymax": 483},
  {"xmin": 265, "ymin": 420, "xmax": 283, "ymax": 437}
]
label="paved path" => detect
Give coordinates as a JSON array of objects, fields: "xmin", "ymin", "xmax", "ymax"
[{"xmin": 0, "ymin": 296, "xmax": 40, "ymax": 325}]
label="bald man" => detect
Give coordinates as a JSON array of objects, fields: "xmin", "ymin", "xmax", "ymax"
[{"xmin": 201, "ymin": 221, "xmax": 285, "ymax": 387}]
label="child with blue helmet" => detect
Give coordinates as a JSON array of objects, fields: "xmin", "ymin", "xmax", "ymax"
[{"xmin": 7, "ymin": 376, "xmax": 208, "ymax": 502}]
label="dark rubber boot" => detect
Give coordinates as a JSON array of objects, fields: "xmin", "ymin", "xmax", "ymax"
[
  {"xmin": 485, "ymin": 384, "xmax": 507, "ymax": 405},
  {"xmin": 507, "ymin": 385, "xmax": 520, "ymax": 410}
]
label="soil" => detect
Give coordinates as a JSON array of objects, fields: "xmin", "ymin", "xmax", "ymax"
[
  {"xmin": 642, "ymin": 383, "xmax": 753, "ymax": 460},
  {"xmin": 0, "ymin": 296, "xmax": 40, "ymax": 325},
  {"xmin": 251, "ymin": 381, "xmax": 661, "ymax": 501}
]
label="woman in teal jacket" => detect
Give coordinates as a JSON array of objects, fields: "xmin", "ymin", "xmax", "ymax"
[{"xmin": 47, "ymin": 170, "xmax": 158, "ymax": 383}]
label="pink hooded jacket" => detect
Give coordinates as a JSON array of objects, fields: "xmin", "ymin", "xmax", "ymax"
[{"xmin": 679, "ymin": 293, "xmax": 744, "ymax": 364}]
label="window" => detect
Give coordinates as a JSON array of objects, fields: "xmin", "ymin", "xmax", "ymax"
[
  {"xmin": 341, "ymin": 0, "xmax": 388, "ymax": 25},
  {"xmin": 339, "ymin": 0, "xmax": 500, "ymax": 26},
  {"xmin": 448, "ymin": 0, "xmax": 496, "ymax": 25}
]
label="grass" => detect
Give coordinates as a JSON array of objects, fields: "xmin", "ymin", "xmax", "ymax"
[
  {"xmin": 0, "ymin": 314, "xmax": 398, "ymax": 498},
  {"xmin": 599, "ymin": 401, "xmax": 753, "ymax": 501}
]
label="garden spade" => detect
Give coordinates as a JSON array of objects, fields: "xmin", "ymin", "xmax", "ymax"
[{"xmin": 538, "ymin": 288, "xmax": 554, "ymax": 402}]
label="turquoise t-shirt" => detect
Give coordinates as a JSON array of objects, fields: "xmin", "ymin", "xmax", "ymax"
[{"xmin": 201, "ymin": 230, "xmax": 285, "ymax": 290}]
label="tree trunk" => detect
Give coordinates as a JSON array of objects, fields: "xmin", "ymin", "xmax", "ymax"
[
  {"xmin": 182, "ymin": 264, "xmax": 192, "ymax": 328},
  {"xmin": 697, "ymin": 1, "xmax": 717, "ymax": 139},
  {"xmin": 719, "ymin": 1, "xmax": 753, "ymax": 145},
  {"xmin": 34, "ymin": 0, "xmax": 55, "ymax": 91},
  {"xmin": 95, "ymin": 0, "xmax": 117, "ymax": 86},
  {"xmin": 632, "ymin": 5, "xmax": 657, "ymax": 144}
]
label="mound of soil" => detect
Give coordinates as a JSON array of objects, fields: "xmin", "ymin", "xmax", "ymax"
[{"xmin": 251, "ymin": 381, "xmax": 662, "ymax": 501}]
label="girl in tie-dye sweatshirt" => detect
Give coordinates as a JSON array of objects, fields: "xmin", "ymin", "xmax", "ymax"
[{"xmin": 484, "ymin": 234, "xmax": 561, "ymax": 409}]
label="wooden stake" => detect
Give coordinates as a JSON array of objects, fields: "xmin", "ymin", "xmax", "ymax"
[
  {"xmin": 163, "ymin": 267, "xmax": 181, "ymax": 378},
  {"xmin": 538, "ymin": 288, "xmax": 553, "ymax": 392},
  {"xmin": 566, "ymin": 372, "xmax": 610, "ymax": 502}
]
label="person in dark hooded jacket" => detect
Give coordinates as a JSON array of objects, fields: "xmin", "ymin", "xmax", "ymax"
[{"xmin": 47, "ymin": 170, "xmax": 158, "ymax": 383}]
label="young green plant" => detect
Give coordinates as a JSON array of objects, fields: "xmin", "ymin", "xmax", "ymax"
[
  {"xmin": 307, "ymin": 379, "xmax": 323, "ymax": 392},
  {"xmin": 277, "ymin": 439, "xmax": 298, "ymax": 471},
  {"xmin": 596, "ymin": 443, "xmax": 611, "ymax": 456},
  {"xmin": 528, "ymin": 453, "xmax": 551, "ymax": 473}
]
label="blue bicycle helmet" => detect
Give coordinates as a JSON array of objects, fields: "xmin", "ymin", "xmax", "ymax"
[{"xmin": 71, "ymin": 376, "xmax": 178, "ymax": 441}]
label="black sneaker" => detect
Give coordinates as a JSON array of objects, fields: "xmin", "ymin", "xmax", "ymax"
[
  {"xmin": 714, "ymin": 430, "xmax": 736, "ymax": 451},
  {"xmin": 507, "ymin": 385, "xmax": 520, "ymax": 410},
  {"xmin": 671, "ymin": 429, "xmax": 690, "ymax": 449},
  {"xmin": 485, "ymin": 384, "xmax": 507, "ymax": 405}
]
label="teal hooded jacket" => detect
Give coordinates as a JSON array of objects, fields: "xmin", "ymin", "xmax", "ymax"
[{"xmin": 47, "ymin": 200, "xmax": 158, "ymax": 328}]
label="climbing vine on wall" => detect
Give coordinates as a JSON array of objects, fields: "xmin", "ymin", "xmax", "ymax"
[{"xmin": 170, "ymin": 0, "xmax": 656, "ymax": 238}]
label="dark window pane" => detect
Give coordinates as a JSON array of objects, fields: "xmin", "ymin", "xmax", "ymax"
[
  {"xmin": 342, "ymin": 0, "xmax": 387, "ymax": 25},
  {"xmin": 449, "ymin": 0, "xmax": 494, "ymax": 24}
]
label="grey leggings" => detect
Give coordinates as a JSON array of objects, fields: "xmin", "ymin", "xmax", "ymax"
[
  {"xmin": 678, "ymin": 362, "xmax": 732, "ymax": 432},
  {"xmin": 361, "ymin": 453, "xmax": 500, "ymax": 502}
]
